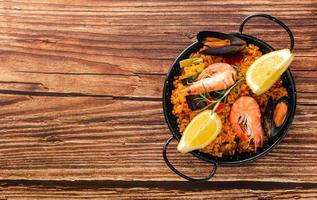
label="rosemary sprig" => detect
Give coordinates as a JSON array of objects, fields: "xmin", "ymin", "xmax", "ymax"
[
  {"xmin": 202, "ymin": 82, "xmax": 213, "ymax": 101},
  {"xmin": 213, "ymin": 90, "xmax": 227, "ymax": 95},
  {"xmin": 211, "ymin": 78, "xmax": 243, "ymax": 113},
  {"xmin": 197, "ymin": 78, "xmax": 244, "ymax": 113},
  {"xmin": 194, "ymin": 93, "xmax": 213, "ymax": 103},
  {"xmin": 233, "ymin": 65, "xmax": 240, "ymax": 73}
]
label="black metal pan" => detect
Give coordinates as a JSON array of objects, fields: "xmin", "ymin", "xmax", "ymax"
[{"xmin": 162, "ymin": 13, "xmax": 296, "ymax": 182}]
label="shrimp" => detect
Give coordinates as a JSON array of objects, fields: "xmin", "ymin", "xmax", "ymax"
[
  {"xmin": 230, "ymin": 96, "xmax": 264, "ymax": 151},
  {"xmin": 187, "ymin": 63, "xmax": 237, "ymax": 95}
]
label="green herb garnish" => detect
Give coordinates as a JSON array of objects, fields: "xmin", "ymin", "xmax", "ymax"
[
  {"xmin": 179, "ymin": 57, "xmax": 203, "ymax": 68},
  {"xmin": 196, "ymin": 78, "xmax": 244, "ymax": 113}
]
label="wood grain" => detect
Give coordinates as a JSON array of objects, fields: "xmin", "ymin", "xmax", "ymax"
[
  {"xmin": 0, "ymin": 52, "xmax": 315, "ymax": 98},
  {"xmin": 0, "ymin": 180, "xmax": 317, "ymax": 199},
  {"xmin": 0, "ymin": 96, "xmax": 316, "ymax": 182},
  {"xmin": 0, "ymin": 0, "xmax": 316, "ymax": 198}
]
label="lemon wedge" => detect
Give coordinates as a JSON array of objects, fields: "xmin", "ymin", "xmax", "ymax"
[
  {"xmin": 246, "ymin": 49, "xmax": 294, "ymax": 95},
  {"xmin": 177, "ymin": 110, "xmax": 222, "ymax": 153}
]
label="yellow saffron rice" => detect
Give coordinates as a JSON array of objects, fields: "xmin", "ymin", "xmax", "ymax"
[{"xmin": 171, "ymin": 44, "xmax": 288, "ymax": 157}]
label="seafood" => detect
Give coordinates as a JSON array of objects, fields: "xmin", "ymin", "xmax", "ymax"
[
  {"xmin": 230, "ymin": 96, "xmax": 264, "ymax": 151},
  {"xmin": 274, "ymin": 100, "xmax": 288, "ymax": 127},
  {"xmin": 187, "ymin": 63, "xmax": 237, "ymax": 95},
  {"xmin": 263, "ymin": 97, "xmax": 290, "ymax": 137},
  {"xmin": 197, "ymin": 31, "xmax": 246, "ymax": 55},
  {"xmin": 185, "ymin": 95, "xmax": 207, "ymax": 110},
  {"xmin": 171, "ymin": 43, "xmax": 291, "ymax": 157},
  {"xmin": 164, "ymin": 13, "xmax": 296, "ymax": 183},
  {"xmin": 263, "ymin": 97, "xmax": 275, "ymax": 137}
]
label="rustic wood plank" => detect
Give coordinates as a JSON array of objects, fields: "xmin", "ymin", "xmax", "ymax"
[
  {"xmin": 0, "ymin": 0, "xmax": 315, "ymax": 195},
  {"xmin": 0, "ymin": 49, "xmax": 315, "ymax": 77},
  {"xmin": 0, "ymin": 50, "xmax": 316, "ymax": 98},
  {"xmin": 0, "ymin": 72, "xmax": 314, "ymax": 103},
  {"xmin": 0, "ymin": 180, "xmax": 316, "ymax": 199},
  {"xmin": 0, "ymin": 95, "xmax": 315, "ymax": 181},
  {"xmin": 0, "ymin": 0, "xmax": 316, "ymax": 65}
]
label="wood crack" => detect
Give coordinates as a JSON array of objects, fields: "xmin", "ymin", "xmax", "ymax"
[
  {"xmin": 0, "ymin": 89, "xmax": 162, "ymax": 101},
  {"xmin": 16, "ymin": 71, "xmax": 136, "ymax": 77},
  {"xmin": 0, "ymin": 180, "xmax": 316, "ymax": 191}
]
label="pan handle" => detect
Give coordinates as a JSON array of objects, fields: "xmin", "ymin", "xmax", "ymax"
[
  {"xmin": 162, "ymin": 136, "xmax": 218, "ymax": 182},
  {"xmin": 239, "ymin": 13, "xmax": 294, "ymax": 52}
]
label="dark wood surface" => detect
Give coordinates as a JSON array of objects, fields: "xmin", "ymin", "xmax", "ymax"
[{"xmin": 0, "ymin": 0, "xmax": 316, "ymax": 199}]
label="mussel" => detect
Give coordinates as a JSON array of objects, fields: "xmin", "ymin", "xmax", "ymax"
[
  {"xmin": 186, "ymin": 92, "xmax": 220, "ymax": 111},
  {"xmin": 263, "ymin": 97, "xmax": 275, "ymax": 137},
  {"xmin": 262, "ymin": 96, "xmax": 290, "ymax": 138},
  {"xmin": 186, "ymin": 95, "xmax": 207, "ymax": 110},
  {"xmin": 274, "ymin": 100, "xmax": 289, "ymax": 127},
  {"xmin": 197, "ymin": 31, "xmax": 246, "ymax": 55}
]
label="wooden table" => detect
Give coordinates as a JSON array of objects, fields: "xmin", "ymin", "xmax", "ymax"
[{"xmin": 0, "ymin": 0, "xmax": 316, "ymax": 199}]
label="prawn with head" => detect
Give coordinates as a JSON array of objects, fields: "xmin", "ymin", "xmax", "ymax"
[
  {"xmin": 230, "ymin": 96, "xmax": 265, "ymax": 151},
  {"xmin": 185, "ymin": 63, "xmax": 237, "ymax": 95}
]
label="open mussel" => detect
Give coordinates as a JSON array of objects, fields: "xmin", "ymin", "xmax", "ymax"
[
  {"xmin": 274, "ymin": 98, "xmax": 289, "ymax": 127},
  {"xmin": 263, "ymin": 96, "xmax": 290, "ymax": 138},
  {"xmin": 197, "ymin": 31, "xmax": 246, "ymax": 55}
]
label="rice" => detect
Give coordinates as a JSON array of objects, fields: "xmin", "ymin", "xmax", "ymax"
[{"xmin": 171, "ymin": 44, "xmax": 288, "ymax": 157}]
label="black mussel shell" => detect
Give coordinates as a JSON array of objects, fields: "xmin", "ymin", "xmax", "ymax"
[
  {"xmin": 197, "ymin": 31, "xmax": 246, "ymax": 55},
  {"xmin": 210, "ymin": 91, "xmax": 222, "ymax": 99},
  {"xmin": 263, "ymin": 96, "xmax": 290, "ymax": 138},
  {"xmin": 186, "ymin": 92, "xmax": 220, "ymax": 111},
  {"xmin": 263, "ymin": 97, "xmax": 275, "ymax": 137},
  {"xmin": 186, "ymin": 95, "xmax": 207, "ymax": 110}
]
